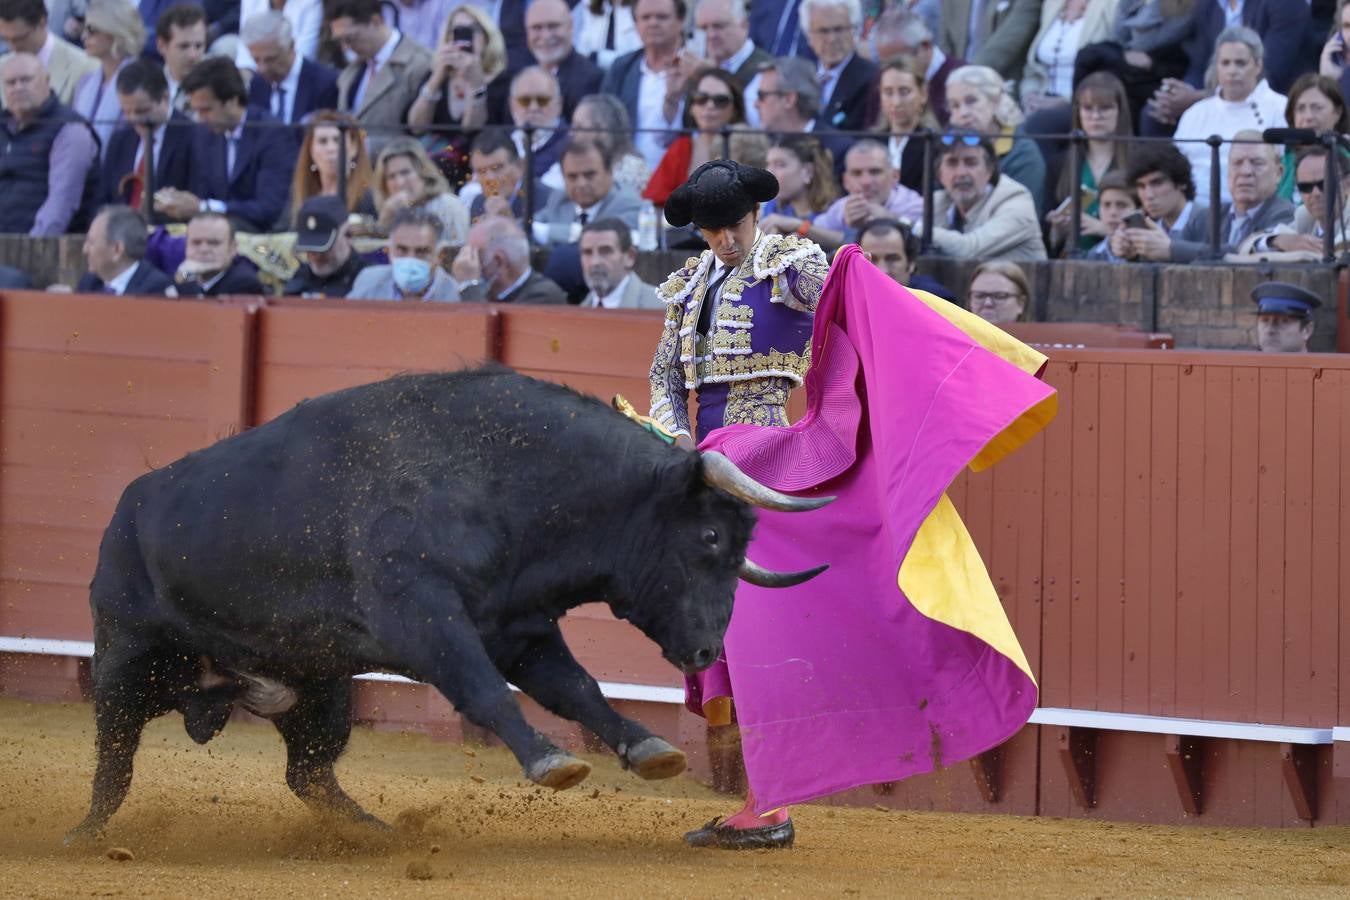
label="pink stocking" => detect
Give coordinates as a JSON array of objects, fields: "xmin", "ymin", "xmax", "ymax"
[{"xmin": 721, "ymin": 784, "xmax": 790, "ymax": 830}]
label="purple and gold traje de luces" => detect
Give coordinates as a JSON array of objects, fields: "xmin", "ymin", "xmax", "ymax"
[{"xmin": 687, "ymin": 244, "xmax": 1058, "ymax": 813}]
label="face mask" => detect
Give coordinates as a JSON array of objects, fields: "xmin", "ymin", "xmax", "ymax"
[{"xmin": 392, "ymin": 257, "xmax": 432, "ymax": 295}]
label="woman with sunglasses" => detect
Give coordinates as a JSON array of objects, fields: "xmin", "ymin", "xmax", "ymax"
[
  {"xmin": 71, "ymin": 0, "xmax": 143, "ymax": 159},
  {"xmin": 1045, "ymin": 72, "xmax": 1133, "ymax": 255},
  {"xmin": 966, "ymin": 260, "xmax": 1031, "ymax": 325},
  {"xmin": 872, "ymin": 58, "xmax": 935, "ymax": 193},
  {"xmin": 643, "ymin": 67, "xmax": 745, "ymax": 208},
  {"xmin": 944, "ymin": 65, "xmax": 1048, "ymax": 215}
]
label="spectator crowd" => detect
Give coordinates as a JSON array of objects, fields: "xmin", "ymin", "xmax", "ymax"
[{"xmin": 0, "ymin": 0, "xmax": 1342, "ymax": 350}]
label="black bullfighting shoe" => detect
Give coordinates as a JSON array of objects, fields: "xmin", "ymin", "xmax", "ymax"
[{"xmin": 683, "ymin": 816, "xmax": 795, "ymax": 850}]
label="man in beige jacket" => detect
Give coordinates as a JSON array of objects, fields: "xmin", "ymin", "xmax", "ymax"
[
  {"xmin": 918, "ymin": 133, "xmax": 1048, "ymax": 261},
  {"xmin": 0, "ymin": 0, "xmax": 95, "ymax": 107},
  {"xmin": 328, "ymin": 0, "xmax": 431, "ymax": 157}
]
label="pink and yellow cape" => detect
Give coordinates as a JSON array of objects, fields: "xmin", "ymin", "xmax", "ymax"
[{"xmin": 688, "ymin": 245, "xmax": 1058, "ymax": 813}]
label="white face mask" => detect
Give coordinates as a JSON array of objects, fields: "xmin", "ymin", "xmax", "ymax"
[{"xmin": 391, "ymin": 256, "xmax": 432, "ymax": 294}]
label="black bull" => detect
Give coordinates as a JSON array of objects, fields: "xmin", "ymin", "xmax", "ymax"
[{"xmin": 68, "ymin": 367, "xmax": 829, "ymax": 842}]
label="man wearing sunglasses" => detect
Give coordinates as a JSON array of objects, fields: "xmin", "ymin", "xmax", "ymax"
[
  {"xmin": 916, "ymin": 131, "xmax": 1047, "ymax": 261},
  {"xmin": 1245, "ymin": 145, "xmax": 1350, "ymax": 257},
  {"xmin": 507, "ymin": 65, "xmax": 568, "ymax": 184}
]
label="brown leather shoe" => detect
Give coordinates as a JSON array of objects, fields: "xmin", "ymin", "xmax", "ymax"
[{"xmin": 683, "ymin": 816, "xmax": 795, "ymax": 850}]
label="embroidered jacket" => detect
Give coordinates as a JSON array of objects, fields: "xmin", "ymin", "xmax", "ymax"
[{"xmin": 648, "ymin": 232, "xmax": 828, "ymax": 437}]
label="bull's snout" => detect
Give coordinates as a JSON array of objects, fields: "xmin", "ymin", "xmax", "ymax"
[{"xmin": 679, "ymin": 646, "xmax": 720, "ymax": 675}]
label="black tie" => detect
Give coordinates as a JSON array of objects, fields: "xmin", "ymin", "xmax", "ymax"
[
  {"xmin": 697, "ymin": 266, "xmax": 730, "ymax": 336},
  {"xmin": 577, "ymin": 211, "xmax": 589, "ymax": 226}
]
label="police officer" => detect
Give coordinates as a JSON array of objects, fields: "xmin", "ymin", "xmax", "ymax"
[{"xmin": 1251, "ymin": 281, "xmax": 1322, "ymax": 353}]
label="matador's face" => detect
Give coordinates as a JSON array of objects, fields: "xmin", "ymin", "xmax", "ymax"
[{"xmin": 699, "ymin": 211, "xmax": 758, "ymax": 269}]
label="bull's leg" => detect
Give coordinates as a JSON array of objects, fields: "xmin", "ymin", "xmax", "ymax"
[
  {"xmin": 65, "ymin": 646, "xmax": 175, "ymax": 844},
  {"xmin": 372, "ymin": 584, "xmax": 591, "ymax": 790},
  {"xmin": 506, "ymin": 628, "xmax": 686, "ymax": 780},
  {"xmin": 272, "ymin": 678, "xmax": 385, "ymax": 826}
]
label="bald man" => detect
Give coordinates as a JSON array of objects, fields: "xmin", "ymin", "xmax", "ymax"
[{"xmin": 0, "ymin": 52, "xmax": 98, "ymax": 234}]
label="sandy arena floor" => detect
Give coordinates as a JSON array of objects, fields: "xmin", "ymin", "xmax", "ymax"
[{"xmin": 1, "ymin": 698, "xmax": 1348, "ymax": 898}]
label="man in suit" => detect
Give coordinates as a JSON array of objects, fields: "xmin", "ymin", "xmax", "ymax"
[
  {"xmin": 936, "ymin": 0, "xmax": 1041, "ymax": 83},
  {"xmin": 155, "ymin": 4, "xmax": 206, "ymax": 114},
  {"xmin": 347, "ymin": 205, "xmax": 460, "ymax": 301},
  {"xmin": 753, "ymin": 57, "xmax": 851, "ymax": 171},
  {"xmin": 513, "ymin": 0, "xmax": 601, "ymax": 122},
  {"xmin": 694, "ymin": 0, "xmax": 770, "ymax": 127},
  {"xmin": 102, "ymin": 59, "xmax": 193, "ymax": 222},
  {"xmin": 465, "ymin": 126, "xmax": 556, "ymax": 224},
  {"xmin": 241, "ymin": 10, "xmax": 339, "ymax": 126},
  {"xmin": 749, "ymin": 0, "xmax": 813, "ymax": 60},
  {"xmin": 598, "ymin": 0, "xmax": 688, "ymax": 170},
  {"xmin": 328, "ymin": 0, "xmax": 433, "ymax": 157},
  {"xmin": 154, "ymin": 57, "xmax": 295, "ymax": 233},
  {"xmin": 0, "ymin": 0, "xmax": 96, "ymax": 106},
  {"xmin": 533, "ymin": 138, "xmax": 641, "ymax": 245},
  {"xmin": 1155, "ymin": 134, "xmax": 1295, "ymax": 263},
  {"xmin": 508, "ymin": 66, "xmax": 569, "ymax": 182},
  {"xmin": 871, "ymin": 5, "xmax": 962, "ymax": 125},
  {"xmin": 77, "ymin": 205, "xmax": 175, "ymax": 296},
  {"xmin": 173, "ymin": 211, "xmax": 267, "ymax": 296},
  {"xmin": 578, "ymin": 216, "xmax": 660, "ymax": 309},
  {"xmin": 800, "ymin": 0, "xmax": 876, "ymax": 134},
  {"xmin": 451, "ymin": 214, "xmax": 567, "ymax": 303}
]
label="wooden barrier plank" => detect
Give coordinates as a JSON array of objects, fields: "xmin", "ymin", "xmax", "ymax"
[
  {"xmin": 1148, "ymin": 364, "xmax": 1179, "ymax": 717},
  {"xmin": 0, "ymin": 408, "xmax": 204, "ymax": 471},
  {"xmin": 1039, "ymin": 360, "xmax": 1074, "ymax": 707},
  {"xmin": 0, "ymin": 579, "xmax": 90, "ymax": 639},
  {"xmin": 1121, "ymin": 363, "xmax": 1152, "ymax": 713},
  {"xmin": 963, "ymin": 467, "xmax": 994, "ymax": 575},
  {"xmin": 989, "ymin": 432, "xmax": 1045, "ymax": 673},
  {"xmin": 1069, "ymin": 363, "xmax": 1100, "ymax": 711},
  {"xmin": 1255, "ymin": 369, "xmax": 1287, "ymax": 724},
  {"xmin": 510, "ymin": 368, "xmax": 651, "ymax": 408},
  {"xmin": 1200, "ymin": 367, "xmax": 1233, "ymax": 721},
  {"xmin": 1095, "ymin": 363, "xmax": 1126, "ymax": 712},
  {"xmin": 252, "ymin": 364, "xmax": 423, "ymax": 423},
  {"xmin": 497, "ymin": 307, "xmax": 664, "ymax": 378},
  {"xmin": 203, "ymin": 302, "xmax": 254, "ymax": 443},
  {"xmin": 0, "ymin": 350, "xmax": 212, "ymax": 417},
  {"xmin": 0, "ymin": 464, "xmax": 134, "ymax": 514},
  {"xmin": 0, "ymin": 523, "xmax": 100, "ymax": 586},
  {"xmin": 1339, "ymin": 371, "xmax": 1350, "ymax": 730},
  {"xmin": 1174, "ymin": 363, "xmax": 1206, "ymax": 719},
  {"xmin": 1228, "ymin": 367, "xmax": 1261, "ymax": 721},
  {"xmin": 257, "ymin": 302, "xmax": 498, "ymax": 367},
  {"xmin": 0, "ymin": 292, "xmax": 239, "ymax": 359},
  {"xmin": 1309, "ymin": 371, "xmax": 1341, "ymax": 727},
  {"xmin": 1281, "ymin": 369, "xmax": 1316, "ymax": 727}
]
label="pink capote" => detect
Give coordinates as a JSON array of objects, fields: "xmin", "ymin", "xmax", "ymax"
[{"xmin": 687, "ymin": 245, "xmax": 1055, "ymax": 812}]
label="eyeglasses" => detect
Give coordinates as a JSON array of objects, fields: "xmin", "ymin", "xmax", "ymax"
[
  {"xmin": 1079, "ymin": 103, "xmax": 1117, "ymax": 117},
  {"xmin": 1297, "ymin": 179, "xmax": 1325, "ymax": 194},
  {"xmin": 809, "ymin": 25, "xmax": 853, "ymax": 37},
  {"xmin": 691, "ymin": 93, "xmax": 734, "ymax": 108},
  {"xmin": 940, "ymin": 133, "xmax": 982, "ymax": 147},
  {"xmin": 513, "ymin": 94, "xmax": 555, "ymax": 108},
  {"xmin": 970, "ymin": 290, "xmax": 1021, "ymax": 305}
]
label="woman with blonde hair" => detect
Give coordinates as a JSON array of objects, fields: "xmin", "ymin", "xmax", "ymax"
[
  {"xmin": 372, "ymin": 137, "xmax": 470, "ymax": 245},
  {"xmin": 287, "ymin": 111, "xmax": 376, "ymax": 227},
  {"xmin": 967, "ymin": 260, "xmax": 1031, "ymax": 325},
  {"xmin": 407, "ymin": 4, "xmax": 509, "ymax": 137},
  {"xmin": 71, "ymin": 0, "xmax": 144, "ymax": 157},
  {"xmin": 572, "ymin": 94, "xmax": 650, "ymax": 194},
  {"xmin": 946, "ymin": 64, "xmax": 1048, "ymax": 214}
]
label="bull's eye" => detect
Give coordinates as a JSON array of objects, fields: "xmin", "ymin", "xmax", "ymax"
[{"xmin": 702, "ymin": 528, "xmax": 719, "ymax": 547}]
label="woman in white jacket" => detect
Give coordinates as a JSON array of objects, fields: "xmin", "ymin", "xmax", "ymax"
[
  {"xmin": 1172, "ymin": 25, "xmax": 1287, "ymax": 207},
  {"xmin": 1018, "ymin": 0, "xmax": 1120, "ymax": 112}
]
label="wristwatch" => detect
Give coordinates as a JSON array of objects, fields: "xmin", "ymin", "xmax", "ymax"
[{"xmin": 420, "ymin": 84, "xmax": 444, "ymax": 102}]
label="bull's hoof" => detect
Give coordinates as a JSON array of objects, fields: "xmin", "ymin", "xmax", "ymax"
[
  {"xmin": 62, "ymin": 819, "xmax": 104, "ymax": 848},
  {"xmin": 527, "ymin": 753, "xmax": 591, "ymax": 791},
  {"xmin": 624, "ymin": 737, "xmax": 687, "ymax": 780}
]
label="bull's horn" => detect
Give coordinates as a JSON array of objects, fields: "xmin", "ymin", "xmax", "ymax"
[
  {"xmin": 739, "ymin": 558, "xmax": 829, "ymax": 588},
  {"xmin": 701, "ymin": 451, "xmax": 834, "ymax": 512}
]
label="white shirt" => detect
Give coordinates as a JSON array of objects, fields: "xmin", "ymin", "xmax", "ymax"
[
  {"xmin": 1174, "ymin": 80, "xmax": 1288, "ymax": 204},
  {"xmin": 1219, "ymin": 0, "xmax": 1244, "ymax": 28},
  {"xmin": 104, "ymin": 260, "xmax": 139, "ymax": 295},
  {"xmin": 720, "ymin": 38, "xmax": 762, "ymax": 128},
  {"xmin": 497, "ymin": 267, "xmax": 531, "ymax": 301},
  {"xmin": 572, "ymin": 2, "xmax": 640, "ymax": 70},
  {"xmin": 888, "ymin": 134, "xmax": 909, "ymax": 171},
  {"xmin": 589, "ymin": 272, "xmax": 633, "ymax": 308},
  {"xmin": 817, "ymin": 54, "xmax": 851, "ymax": 109},
  {"xmin": 925, "ymin": 45, "xmax": 946, "ymax": 83},
  {"xmin": 1168, "ymin": 200, "xmax": 1196, "ymax": 238},
  {"xmin": 634, "ymin": 56, "xmax": 674, "ymax": 170},
  {"xmin": 236, "ymin": 0, "xmax": 324, "ymax": 68},
  {"xmin": 165, "ymin": 70, "xmax": 184, "ymax": 112},
  {"xmin": 269, "ymin": 52, "xmax": 304, "ymax": 123},
  {"xmin": 352, "ymin": 28, "xmax": 401, "ymax": 111},
  {"xmin": 1035, "ymin": 16, "xmax": 1086, "ymax": 98}
]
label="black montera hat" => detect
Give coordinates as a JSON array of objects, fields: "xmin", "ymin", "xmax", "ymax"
[{"xmin": 664, "ymin": 160, "xmax": 779, "ymax": 230}]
